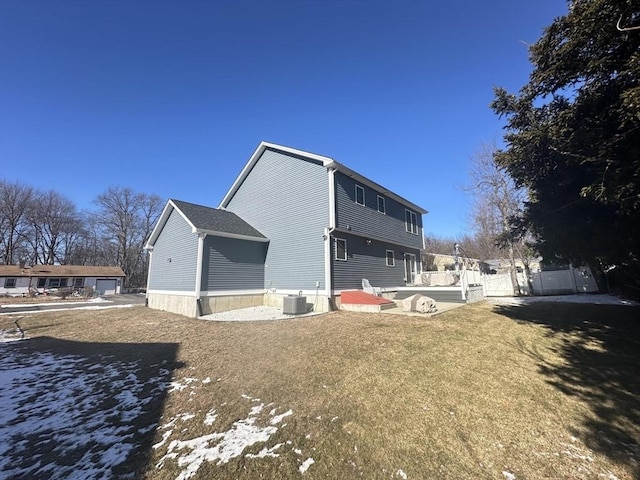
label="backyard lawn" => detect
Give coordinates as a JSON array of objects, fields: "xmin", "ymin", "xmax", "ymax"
[{"xmin": 1, "ymin": 300, "xmax": 638, "ymax": 479}]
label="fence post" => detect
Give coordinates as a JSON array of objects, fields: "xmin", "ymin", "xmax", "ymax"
[
  {"xmin": 460, "ymin": 265, "xmax": 467, "ymax": 301},
  {"xmin": 569, "ymin": 265, "xmax": 578, "ymax": 293}
]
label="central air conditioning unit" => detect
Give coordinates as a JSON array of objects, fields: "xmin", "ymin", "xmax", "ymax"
[{"xmin": 283, "ymin": 295, "xmax": 307, "ymax": 315}]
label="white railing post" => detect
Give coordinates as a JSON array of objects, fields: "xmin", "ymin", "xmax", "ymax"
[{"xmin": 461, "ymin": 265, "xmax": 468, "ymax": 301}]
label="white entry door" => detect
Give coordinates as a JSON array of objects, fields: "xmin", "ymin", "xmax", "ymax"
[{"xmin": 404, "ymin": 253, "xmax": 417, "ymax": 285}]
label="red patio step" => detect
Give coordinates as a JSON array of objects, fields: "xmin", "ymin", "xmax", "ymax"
[{"xmin": 341, "ymin": 290, "xmax": 394, "ymax": 306}]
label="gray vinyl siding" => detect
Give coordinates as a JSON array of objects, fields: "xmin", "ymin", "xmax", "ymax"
[
  {"xmin": 148, "ymin": 208, "xmax": 198, "ymax": 291},
  {"xmin": 332, "ymin": 232, "xmax": 421, "ymax": 291},
  {"xmin": 224, "ymin": 148, "xmax": 329, "ymax": 290},
  {"xmin": 335, "ymin": 172, "xmax": 423, "ymax": 249},
  {"xmin": 201, "ymin": 236, "xmax": 266, "ymax": 291}
]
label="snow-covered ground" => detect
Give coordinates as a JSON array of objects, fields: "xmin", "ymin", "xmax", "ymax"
[
  {"xmin": 0, "ymin": 344, "xmax": 173, "ymax": 479},
  {"xmin": 0, "ymin": 297, "xmax": 109, "ymax": 309},
  {"xmin": 0, "ymin": 344, "xmax": 323, "ymax": 479},
  {"xmin": 488, "ymin": 293, "xmax": 638, "ymax": 307}
]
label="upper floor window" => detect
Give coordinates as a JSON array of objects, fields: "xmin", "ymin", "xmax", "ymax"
[
  {"xmin": 4, "ymin": 278, "xmax": 16, "ymax": 288},
  {"xmin": 377, "ymin": 195, "xmax": 386, "ymax": 214},
  {"xmin": 335, "ymin": 238, "xmax": 347, "ymax": 261},
  {"xmin": 405, "ymin": 209, "xmax": 418, "ymax": 235},
  {"xmin": 355, "ymin": 185, "xmax": 365, "ymax": 206}
]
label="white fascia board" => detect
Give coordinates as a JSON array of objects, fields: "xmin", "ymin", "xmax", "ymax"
[
  {"xmin": 331, "ymin": 228, "xmax": 422, "ymax": 251},
  {"xmin": 195, "ymin": 230, "xmax": 269, "ymax": 243},
  {"xmin": 219, "ymin": 141, "xmax": 334, "ymax": 208},
  {"xmin": 145, "ymin": 199, "xmax": 198, "ymax": 249},
  {"xmin": 326, "ymin": 160, "xmax": 428, "ymax": 215}
]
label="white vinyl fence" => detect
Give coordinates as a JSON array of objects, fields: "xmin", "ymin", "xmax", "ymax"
[
  {"xmin": 530, "ymin": 266, "xmax": 598, "ymax": 295},
  {"xmin": 482, "ymin": 266, "xmax": 598, "ymax": 297}
]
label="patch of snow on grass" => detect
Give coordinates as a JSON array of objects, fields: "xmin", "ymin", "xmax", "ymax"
[
  {"xmin": 246, "ymin": 443, "xmax": 283, "ymax": 459},
  {"xmin": 0, "ymin": 329, "xmax": 24, "ymax": 343},
  {"xmin": 169, "ymin": 377, "xmax": 199, "ymax": 392},
  {"xmin": 0, "ymin": 343, "xmax": 171, "ymax": 479},
  {"xmin": 204, "ymin": 409, "xmax": 218, "ymax": 426},
  {"xmin": 502, "ymin": 471, "xmax": 516, "ymax": 480},
  {"xmin": 396, "ymin": 469, "xmax": 408, "ymax": 479},
  {"xmin": 299, "ymin": 457, "xmax": 315, "ymax": 474},
  {"xmin": 155, "ymin": 396, "xmax": 296, "ymax": 479},
  {"xmin": 270, "ymin": 409, "xmax": 293, "ymax": 424},
  {"xmin": 154, "ymin": 430, "xmax": 174, "ymax": 449}
]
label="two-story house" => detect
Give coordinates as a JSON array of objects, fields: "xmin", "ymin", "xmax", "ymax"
[{"xmin": 145, "ymin": 142, "xmax": 427, "ymax": 317}]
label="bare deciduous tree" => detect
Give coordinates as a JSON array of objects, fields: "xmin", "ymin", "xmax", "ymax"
[
  {"xmin": 466, "ymin": 141, "xmax": 531, "ymax": 293},
  {"xmin": 25, "ymin": 190, "xmax": 83, "ymax": 265},
  {"xmin": 0, "ymin": 180, "xmax": 34, "ymax": 265},
  {"xmin": 93, "ymin": 187, "xmax": 163, "ymax": 288}
]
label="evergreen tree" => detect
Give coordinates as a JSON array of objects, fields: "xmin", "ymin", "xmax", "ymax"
[{"xmin": 491, "ymin": 0, "xmax": 640, "ymax": 290}]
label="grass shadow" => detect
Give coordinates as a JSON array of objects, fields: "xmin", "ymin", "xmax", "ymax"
[
  {"xmin": 492, "ymin": 302, "xmax": 640, "ymax": 475},
  {"xmin": 0, "ymin": 336, "xmax": 183, "ymax": 479}
]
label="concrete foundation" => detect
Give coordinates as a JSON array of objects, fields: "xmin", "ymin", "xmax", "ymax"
[
  {"xmin": 148, "ymin": 291, "xmax": 334, "ymax": 318},
  {"xmin": 147, "ymin": 293, "xmax": 197, "ymax": 318},
  {"xmin": 200, "ymin": 294, "xmax": 264, "ymax": 315}
]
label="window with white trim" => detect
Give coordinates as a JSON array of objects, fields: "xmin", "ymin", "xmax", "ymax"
[
  {"xmin": 335, "ymin": 238, "xmax": 347, "ymax": 261},
  {"xmin": 73, "ymin": 277, "xmax": 84, "ymax": 288},
  {"xmin": 405, "ymin": 209, "xmax": 418, "ymax": 235},
  {"xmin": 355, "ymin": 185, "xmax": 365, "ymax": 206},
  {"xmin": 37, "ymin": 278, "xmax": 46, "ymax": 288},
  {"xmin": 4, "ymin": 278, "xmax": 16, "ymax": 288},
  {"xmin": 386, "ymin": 250, "xmax": 395, "ymax": 267},
  {"xmin": 377, "ymin": 195, "xmax": 386, "ymax": 214}
]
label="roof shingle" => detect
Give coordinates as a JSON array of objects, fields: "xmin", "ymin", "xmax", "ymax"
[
  {"xmin": 171, "ymin": 199, "xmax": 266, "ymax": 239},
  {"xmin": 0, "ymin": 265, "xmax": 126, "ymax": 278}
]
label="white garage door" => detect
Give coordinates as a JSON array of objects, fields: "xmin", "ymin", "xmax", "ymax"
[{"xmin": 95, "ymin": 279, "xmax": 117, "ymax": 295}]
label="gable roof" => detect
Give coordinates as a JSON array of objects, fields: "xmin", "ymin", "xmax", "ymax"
[
  {"xmin": 0, "ymin": 265, "xmax": 126, "ymax": 278},
  {"xmin": 145, "ymin": 199, "xmax": 268, "ymax": 249},
  {"xmin": 219, "ymin": 141, "xmax": 428, "ymax": 214}
]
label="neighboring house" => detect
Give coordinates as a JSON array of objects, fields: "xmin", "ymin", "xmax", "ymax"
[
  {"xmin": 481, "ymin": 257, "xmax": 542, "ymax": 274},
  {"xmin": 0, "ymin": 265, "xmax": 126, "ymax": 296},
  {"xmin": 422, "ymin": 252, "xmax": 480, "ymax": 272},
  {"xmin": 145, "ymin": 141, "xmax": 427, "ymax": 317}
]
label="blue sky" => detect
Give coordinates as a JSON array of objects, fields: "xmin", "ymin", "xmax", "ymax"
[{"xmin": 0, "ymin": 0, "xmax": 568, "ymax": 238}]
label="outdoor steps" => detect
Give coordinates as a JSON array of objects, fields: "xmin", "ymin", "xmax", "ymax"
[{"xmin": 339, "ymin": 290, "xmax": 396, "ymax": 313}]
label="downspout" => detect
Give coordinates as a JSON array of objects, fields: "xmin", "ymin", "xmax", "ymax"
[
  {"xmin": 325, "ymin": 166, "xmax": 337, "ymax": 299},
  {"xmin": 144, "ymin": 248, "xmax": 153, "ymax": 307},
  {"xmin": 195, "ymin": 233, "xmax": 206, "ymax": 316}
]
